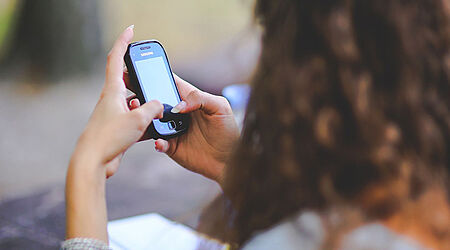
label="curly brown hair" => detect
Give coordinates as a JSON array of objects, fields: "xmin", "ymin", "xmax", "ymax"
[{"xmin": 200, "ymin": 0, "xmax": 450, "ymax": 248}]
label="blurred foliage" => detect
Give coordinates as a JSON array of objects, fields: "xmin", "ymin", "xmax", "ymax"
[
  {"xmin": 2, "ymin": 0, "xmax": 103, "ymax": 82},
  {"xmin": 0, "ymin": 0, "xmax": 18, "ymax": 57},
  {"xmin": 0, "ymin": 0, "xmax": 256, "ymax": 86}
]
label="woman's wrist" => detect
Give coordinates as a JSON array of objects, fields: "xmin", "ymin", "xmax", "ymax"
[
  {"xmin": 203, "ymin": 161, "xmax": 226, "ymax": 186},
  {"xmin": 68, "ymin": 141, "xmax": 108, "ymax": 184},
  {"xmin": 71, "ymin": 129, "xmax": 109, "ymax": 169},
  {"xmin": 70, "ymin": 151, "xmax": 103, "ymax": 173}
]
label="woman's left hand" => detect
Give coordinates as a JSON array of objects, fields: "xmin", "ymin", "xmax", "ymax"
[{"xmin": 65, "ymin": 25, "xmax": 163, "ymax": 243}]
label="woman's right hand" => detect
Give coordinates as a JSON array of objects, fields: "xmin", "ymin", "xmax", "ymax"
[{"xmin": 126, "ymin": 74, "xmax": 240, "ymax": 183}]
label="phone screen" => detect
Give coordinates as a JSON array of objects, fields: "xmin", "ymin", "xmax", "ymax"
[{"xmin": 130, "ymin": 42, "xmax": 181, "ymax": 135}]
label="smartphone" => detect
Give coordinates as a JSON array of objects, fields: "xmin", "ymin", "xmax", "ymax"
[{"xmin": 124, "ymin": 40, "xmax": 189, "ymax": 139}]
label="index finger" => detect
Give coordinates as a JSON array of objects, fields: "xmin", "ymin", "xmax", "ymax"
[{"xmin": 105, "ymin": 25, "xmax": 135, "ymax": 90}]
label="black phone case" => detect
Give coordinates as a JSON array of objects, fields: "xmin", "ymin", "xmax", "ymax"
[{"xmin": 124, "ymin": 40, "xmax": 189, "ymax": 140}]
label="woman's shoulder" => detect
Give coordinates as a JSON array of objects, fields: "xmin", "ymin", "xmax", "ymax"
[{"xmin": 242, "ymin": 211, "xmax": 425, "ymax": 250}]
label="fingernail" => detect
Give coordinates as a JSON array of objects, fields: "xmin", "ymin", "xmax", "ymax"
[
  {"xmin": 171, "ymin": 101, "xmax": 186, "ymax": 113},
  {"xmin": 127, "ymin": 24, "xmax": 135, "ymax": 30}
]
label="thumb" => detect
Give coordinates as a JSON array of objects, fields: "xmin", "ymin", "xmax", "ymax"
[
  {"xmin": 127, "ymin": 100, "xmax": 164, "ymax": 132},
  {"xmin": 171, "ymin": 90, "xmax": 232, "ymax": 116},
  {"xmin": 101, "ymin": 100, "xmax": 163, "ymax": 163}
]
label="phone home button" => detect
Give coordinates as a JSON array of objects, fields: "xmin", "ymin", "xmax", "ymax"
[{"xmin": 168, "ymin": 121, "xmax": 176, "ymax": 130}]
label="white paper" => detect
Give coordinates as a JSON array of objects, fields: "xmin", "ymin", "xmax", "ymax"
[{"xmin": 108, "ymin": 213, "xmax": 226, "ymax": 250}]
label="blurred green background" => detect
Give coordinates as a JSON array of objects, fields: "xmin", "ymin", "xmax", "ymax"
[
  {"xmin": 0, "ymin": 0, "xmax": 259, "ymax": 91},
  {"xmin": 0, "ymin": 0, "xmax": 259, "ymax": 248}
]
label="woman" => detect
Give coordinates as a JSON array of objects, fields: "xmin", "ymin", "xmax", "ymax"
[{"xmin": 64, "ymin": 0, "xmax": 449, "ymax": 249}]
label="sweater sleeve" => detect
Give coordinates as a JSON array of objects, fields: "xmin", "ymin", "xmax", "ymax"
[{"xmin": 61, "ymin": 238, "xmax": 110, "ymax": 250}]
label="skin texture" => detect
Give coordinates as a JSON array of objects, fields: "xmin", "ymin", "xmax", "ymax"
[{"xmin": 65, "ymin": 26, "xmax": 239, "ymax": 243}]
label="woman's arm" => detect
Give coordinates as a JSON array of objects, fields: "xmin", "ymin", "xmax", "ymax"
[
  {"xmin": 65, "ymin": 148, "xmax": 108, "ymax": 241},
  {"xmin": 65, "ymin": 25, "xmax": 163, "ymax": 242}
]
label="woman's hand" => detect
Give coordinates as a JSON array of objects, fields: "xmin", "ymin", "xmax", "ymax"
[
  {"xmin": 71, "ymin": 25, "xmax": 163, "ymax": 178},
  {"xmin": 66, "ymin": 25, "xmax": 163, "ymax": 243},
  {"xmin": 125, "ymin": 72, "xmax": 240, "ymax": 183},
  {"xmin": 152, "ymin": 76, "xmax": 240, "ymax": 183}
]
